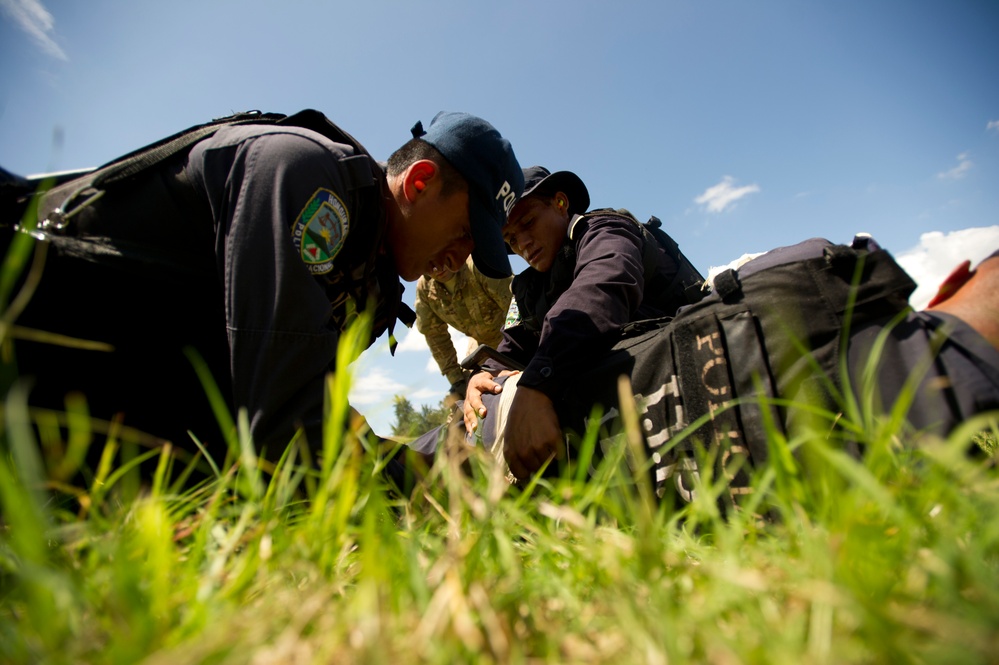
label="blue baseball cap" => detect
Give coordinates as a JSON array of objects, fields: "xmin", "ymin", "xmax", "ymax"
[{"xmin": 412, "ymin": 112, "xmax": 523, "ymax": 279}]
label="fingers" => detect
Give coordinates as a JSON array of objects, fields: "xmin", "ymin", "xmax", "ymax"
[
  {"xmin": 462, "ymin": 388, "xmax": 484, "ymax": 432},
  {"xmin": 462, "ymin": 399, "xmax": 480, "ymax": 432},
  {"xmin": 464, "ymin": 372, "xmax": 504, "ymax": 431}
]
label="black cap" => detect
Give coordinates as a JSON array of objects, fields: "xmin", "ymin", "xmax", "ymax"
[{"xmin": 520, "ymin": 166, "xmax": 590, "ymax": 217}]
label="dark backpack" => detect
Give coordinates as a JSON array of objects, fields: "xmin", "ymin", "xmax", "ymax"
[
  {"xmin": 556, "ymin": 235, "xmax": 917, "ymax": 503},
  {"xmin": 640, "ymin": 214, "xmax": 707, "ymax": 306},
  {"xmin": 570, "ymin": 208, "xmax": 706, "ymax": 307}
]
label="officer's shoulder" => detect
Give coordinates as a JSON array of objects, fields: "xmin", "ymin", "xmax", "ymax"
[
  {"xmin": 588, "ymin": 206, "xmax": 636, "ymax": 218},
  {"xmin": 569, "ymin": 209, "xmax": 643, "ymax": 240}
]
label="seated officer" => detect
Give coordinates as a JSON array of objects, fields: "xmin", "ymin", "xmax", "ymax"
[
  {"xmin": 419, "ymin": 166, "xmax": 701, "ymax": 474},
  {"xmin": 2, "ymin": 110, "xmax": 523, "ymax": 471}
]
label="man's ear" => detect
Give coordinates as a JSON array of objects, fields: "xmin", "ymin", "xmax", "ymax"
[
  {"xmin": 552, "ymin": 190, "xmax": 570, "ymax": 215},
  {"xmin": 403, "ymin": 160, "xmax": 439, "ymax": 202},
  {"xmin": 927, "ymin": 259, "xmax": 974, "ymax": 308}
]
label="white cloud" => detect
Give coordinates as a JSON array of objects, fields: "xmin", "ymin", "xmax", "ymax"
[
  {"xmin": 349, "ymin": 348, "xmax": 451, "ymax": 435},
  {"xmin": 348, "ymin": 367, "xmax": 405, "ymax": 406},
  {"xmin": 896, "ymin": 226, "xmax": 999, "ymax": 309},
  {"xmin": 988, "ymin": 120, "xmax": 999, "ymax": 132},
  {"xmin": 0, "ymin": 0, "xmax": 66, "ymax": 60},
  {"xmin": 395, "ymin": 326, "xmax": 428, "ymax": 352},
  {"xmin": 410, "ymin": 388, "xmax": 439, "ymax": 401},
  {"xmin": 400, "ymin": 324, "xmax": 472, "ymax": 366},
  {"xmin": 695, "ymin": 176, "xmax": 760, "ymax": 213},
  {"xmin": 937, "ymin": 152, "xmax": 973, "ymax": 180},
  {"xmin": 449, "ymin": 327, "xmax": 471, "ymax": 358},
  {"xmin": 705, "ymin": 252, "xmax": 765, "ymax": 287}
]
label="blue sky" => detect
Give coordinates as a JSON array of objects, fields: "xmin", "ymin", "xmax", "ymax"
[{"xmin": 2, "ymin": 0, "xmax": 998, "ymax": 436}]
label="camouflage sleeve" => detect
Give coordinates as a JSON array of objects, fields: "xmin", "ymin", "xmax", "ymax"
[
  {"xmin": 414, "ymin": 279, "xmax": 464, "ymax": 385},
  {"xmin": 473, "ymin": 271, "xmax": 514, "ymax": 347},
  {"xmin": 483, "ymin": 274, "xmax": 513, "ymax": 313}
]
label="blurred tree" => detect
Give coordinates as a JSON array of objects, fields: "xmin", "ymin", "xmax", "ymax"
[{"xmin": 391, "ymin": 396, "xmax": 449, "ymax": 438}]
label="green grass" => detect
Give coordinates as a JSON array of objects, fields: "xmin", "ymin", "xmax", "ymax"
[
  {"xmin": 1, "ymin": 324, "xmax": 998, "ymax": 664},
  {"xmin": 2, "ymin": 223, "xmax": 999, "ymax": 663}
]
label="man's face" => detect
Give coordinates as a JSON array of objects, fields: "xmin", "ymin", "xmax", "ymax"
[
  {"xmin": 503, "ymin": 196, "xmax": 569, "ymax": 273},
  {"xmin": 391, "ymin": 189, "xmax": 473, "ymax": 282}
]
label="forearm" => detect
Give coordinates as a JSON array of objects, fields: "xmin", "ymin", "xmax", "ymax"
[
  {"xmin": 427, "ymin": 334, "xmax": 464, "ymax": 384},
  {"xmin": 417, "ymin": 304, "xmax": 464, "ymax": 384}
]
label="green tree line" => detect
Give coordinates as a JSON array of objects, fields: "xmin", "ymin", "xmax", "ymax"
[{"xmin": 390, "ymin": 395, "xmax": 450, "ymax": 438}]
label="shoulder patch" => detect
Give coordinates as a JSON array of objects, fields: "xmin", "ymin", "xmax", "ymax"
[
  {"xmin": 504, "ymin": 298, "xmax": 521, "ymax": 329},
  {"xmin": 291, "ymin": 188, "xmax": 350, "ymax": 275}
]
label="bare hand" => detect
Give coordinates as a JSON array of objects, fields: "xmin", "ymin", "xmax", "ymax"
[
  {"xmin": 463, "ymin": 371, "xmax": 500, "ymax": 432},
  {"xmin": 503, "ymin": 386, "xmax": 563, "ymax": 480},
  {"xmin": 462, "ymin": 370, "xmax": 519, "ymax": 432}
]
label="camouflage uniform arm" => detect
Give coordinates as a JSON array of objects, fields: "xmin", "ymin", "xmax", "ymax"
[
  {"xmin": 415, "ymin": 280, "xmax": 464, "ymax": 385},
  {"xmin": 473, "ymin": 270, "xmax": 514, "ymax": 348}
]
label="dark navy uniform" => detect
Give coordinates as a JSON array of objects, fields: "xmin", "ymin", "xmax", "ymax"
[
  {"xmin": 490, "ymin": 210, "xmax": 685, "ymax": 401},
  {"xmin": 9, "ymin": 116, "xmax": 405, "ymax": 464}
]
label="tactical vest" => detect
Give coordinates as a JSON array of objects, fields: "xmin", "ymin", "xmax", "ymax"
[
  {"xmin": 511, "ymin": 209, "xmax": 702, "ymax": 334},
  {"xmin": 20, "ymin": 109, "xmax": 414, "ymax": 346}
]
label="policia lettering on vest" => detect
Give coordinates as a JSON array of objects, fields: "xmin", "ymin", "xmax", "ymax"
[{"xmin": 0, "ymin": 109, "xmax": 524, "ymax": 475}]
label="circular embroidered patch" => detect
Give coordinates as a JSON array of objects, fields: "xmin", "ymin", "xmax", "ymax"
[{"xmin": 291, "ymin": 188, "xmax": 350, "ymax": 275}]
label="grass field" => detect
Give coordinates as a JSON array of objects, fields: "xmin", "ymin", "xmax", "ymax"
[
  {"xmin": 2, "ymin": 319, "xmax": 998, "ymax": 664},
  {"xmin": 2, "ymin": 224, "xmax": 999, "ymax": 664}
]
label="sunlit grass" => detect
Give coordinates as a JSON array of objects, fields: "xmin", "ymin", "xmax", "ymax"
[
  {"xmin": 1, "ymin": 324, "xmax": 998, "ymax": 663},
  {"xmin": 2, "ymin": 221, "xmax": 999, "ymax": 663}
]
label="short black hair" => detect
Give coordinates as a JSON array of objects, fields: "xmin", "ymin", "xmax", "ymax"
[{"xmin": 387, "ymin": 138, "xmax": 467, "ymax": 199}]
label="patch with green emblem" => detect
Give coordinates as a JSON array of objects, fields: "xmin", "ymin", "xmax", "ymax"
[{"xmin": 291, "ymin": 188, "xmax": 350, "ymax": 275}]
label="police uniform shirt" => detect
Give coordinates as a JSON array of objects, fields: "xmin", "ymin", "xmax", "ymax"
[
  {"xmin": 18, "ymin": 121, "xmax": 399, "ymax": 462},
  {"xmin": 185, "ymin": 123, "xmax": 401, "ymax": 453}
]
